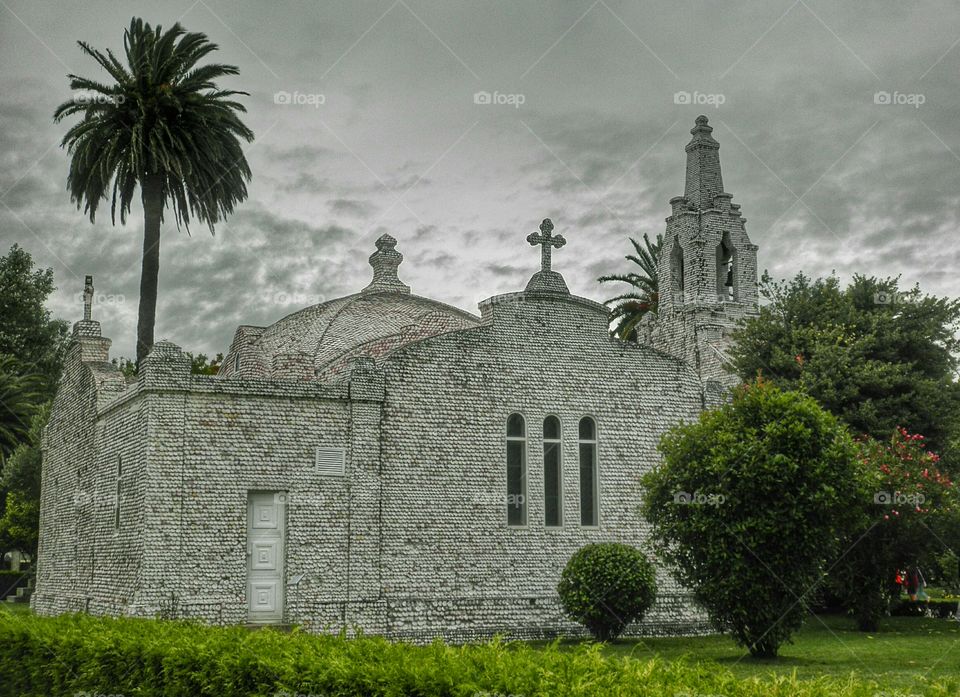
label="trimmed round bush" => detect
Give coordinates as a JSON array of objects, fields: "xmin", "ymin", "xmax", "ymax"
[{"xmin": 558, "ymin": 542, "xmax": 656, "ymax": 641}]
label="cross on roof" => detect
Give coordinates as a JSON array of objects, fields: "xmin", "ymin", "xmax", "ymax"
[{"xmin": 526, "ymin": 218, "xmax": 566, "ymax": 272}]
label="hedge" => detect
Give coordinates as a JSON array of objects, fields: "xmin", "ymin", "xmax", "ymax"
[
  {"xmin": 891, "ymin": 598, "xmax": 960, "ymax": 619},
  {"xmin": 0, "ymin": 611, "xmax": 958, "ymax": 697}
]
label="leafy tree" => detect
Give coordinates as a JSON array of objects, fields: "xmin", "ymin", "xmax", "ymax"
[
  {"xmin": 0, "ymin": 245, "xmax": 69, "ymax": 390},
  {"xmin": 110, "ymin": 351, "xmax": 223, "ymax": 376},
  {"xmin": 0, "ymin": 404, "xmax": 48, "ymax": 558},
  {"xmin": 54, "ymin": 18, "xmax": 254, "ymax": 365},
  {"xmin": 188, "ymin": 352, "xmax": 223, "ymax": 375},
  {"xmin": 598, "ymin": 233, "xmax": 661, "ymax": 341},
  {"xmin": 831, "ymin": 428, "xmax": 958, "ymax": 631},
  {"xmin": 730, "ymin": 273, "xmax": 960, "ymax": 465},
  {"xmin": 641, "ymin": 379, "xmax": 861, "ymax": 657},
  {"xmin": 557, "ymin": 542, "xmax": 656, "ymax": 641}
]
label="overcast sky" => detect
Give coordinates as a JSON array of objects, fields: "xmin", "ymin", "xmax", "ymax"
[{"xmin": 2, "ymin": 0, "xmax": 959, "ymax": 359}]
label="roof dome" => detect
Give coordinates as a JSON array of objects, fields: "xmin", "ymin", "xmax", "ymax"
[{"xmin": 227, "ymin": 235, "xmax": 480, "ymax": 380}]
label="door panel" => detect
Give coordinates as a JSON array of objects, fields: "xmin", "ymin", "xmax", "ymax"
[{"xmin": 247, "ymin": 491, "xmax": 285, "ymax": 623}]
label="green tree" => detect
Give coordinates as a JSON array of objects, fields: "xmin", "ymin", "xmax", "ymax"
[
  {"xmin": 187, "ymin": 352, "xmax": 223, "ymax": 375},
  {"xmin": 0, "ymin": 245, "xmax": 69, "ymax": 390},
  {"xmin": 730, "ymin": 273, "xmax": 960, "ymax": 463},
  {"xmin": 598, "ymin": 233, "xmax": 661, "ymax": 341},
  {"xmin": 0, "ymin": 404, "xmax": 48, "ymax": 558},
  {"xmin": 641, "ymin": 379, "xmax": 861, "ymax": 657},
  {"xmin": 54, "ymin": 18, "xmax": 254, "ymax": 365}
]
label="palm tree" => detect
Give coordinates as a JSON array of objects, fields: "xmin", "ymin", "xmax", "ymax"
[
  {"xmin": 598, "ymin": 233, "xmax": 662, "ymax": 341},
  {"xmin": 54, "ymin": 18, "xmax": 254, "ymax": 365},
  {"xmin": 0, "ymin": 356, "xmax": 43, "ymax": 464}
]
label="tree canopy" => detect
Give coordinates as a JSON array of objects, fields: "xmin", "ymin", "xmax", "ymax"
[{"xmin": 730, "ymin": 272, "xmax": 960, "ymax": 466}]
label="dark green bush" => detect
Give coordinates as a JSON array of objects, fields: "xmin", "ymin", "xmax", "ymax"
[{"xmin": 557, "ymin": 542, "xmax": 656, "ymax": 641}]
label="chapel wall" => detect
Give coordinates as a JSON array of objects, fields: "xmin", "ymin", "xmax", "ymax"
[
  {"xmin": 373, "ymin": 292, "xmax": 711, "ymax": 640},
  {"xmin": 132, "ymin": 372, "xmax": 370, "ymax": 628}
]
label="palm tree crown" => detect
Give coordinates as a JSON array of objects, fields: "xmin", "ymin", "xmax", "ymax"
[
  {"xmin": 598, "ymin": 233, "xmax": 662, "ymax": 341},
  {"xmin": 54, "ymin": 18, "xmax": 254, "ymax": 363}
]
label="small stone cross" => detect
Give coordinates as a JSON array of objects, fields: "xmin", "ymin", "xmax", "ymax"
[
  {"xmin": 526, "ymin": 218, "xmax": 566, "ymax": 272},
  {"xmin": 83, "ymin": 275, "xmax": 94, "ymax": 321}
]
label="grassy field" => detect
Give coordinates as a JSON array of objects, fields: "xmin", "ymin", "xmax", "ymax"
[{"xmin": 540, "ymin": 614, "xmax": 960, "ymax": 690}]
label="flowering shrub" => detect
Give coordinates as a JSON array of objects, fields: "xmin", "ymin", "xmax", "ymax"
[{"xmin": 835, "ymin": 428, "xmax": 959, "ymax": 630}]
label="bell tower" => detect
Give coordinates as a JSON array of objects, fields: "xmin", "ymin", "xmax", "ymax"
[{"xmin": 641, "ymin": 115, "xmax": 759, "ymax": 395}]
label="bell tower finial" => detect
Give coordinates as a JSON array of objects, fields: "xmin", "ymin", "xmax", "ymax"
[{"xmin": 83, "ymin": 275, "xmax": 94, "ymax": 321}]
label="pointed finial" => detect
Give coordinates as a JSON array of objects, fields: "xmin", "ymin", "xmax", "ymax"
[
  {"xmin": 689, "ymin": 114, "xmax": 717, "ymax": 142},
  {"xmin": 83, "ymin": 275, "xmax": 94, "ymax": 321},
  {"xmin": 362, "ymin": 234, "xmax": 411, "ymax": 294}
]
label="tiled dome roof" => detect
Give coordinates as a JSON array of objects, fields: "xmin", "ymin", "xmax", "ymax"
[{"xmin": 228, "ymin": 235, "xmax": 480, "ymax": 380}]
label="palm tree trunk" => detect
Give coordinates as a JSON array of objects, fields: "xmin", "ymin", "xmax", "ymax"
[{"xmin": 136, "ymin": 174, "xmax": 164, "ymax": 366}]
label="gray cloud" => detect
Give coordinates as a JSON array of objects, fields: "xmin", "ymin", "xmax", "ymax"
[{"xmin": 1, "ymin": 0, "xmax": 959, "ymax": 359}]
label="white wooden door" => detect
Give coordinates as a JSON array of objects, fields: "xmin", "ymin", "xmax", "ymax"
[{"xmin": 246, "ymin": 491, "xmax": 285, "ymax": 623}]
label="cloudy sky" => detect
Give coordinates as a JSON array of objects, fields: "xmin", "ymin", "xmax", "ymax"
[{"xmin": 2, "ymin": 0, "xmax": 959, "ymax": 358}]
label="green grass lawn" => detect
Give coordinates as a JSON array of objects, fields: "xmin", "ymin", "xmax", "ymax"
[{"xmin": 538, "ymin": 614, "xmax": 960, "ymax": 690}]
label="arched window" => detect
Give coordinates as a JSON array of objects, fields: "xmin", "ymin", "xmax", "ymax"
[
  {"xmin": 543, "ymin": 416, "xmax": 562, "ymax": 527},
  {"xmin": 670, "ymin": 238, "xmax": 685, "ymax": 302},
  {"xmin": 578, "ymin": 417, "xmax": 599, "ymax": 527},
  {"xmin": 506, "ymin": 413, "xmax": 527, "ymax": 526},
  {"xmin": 716, "ymin": 232, "xmax": 735, "ymax": 302}
]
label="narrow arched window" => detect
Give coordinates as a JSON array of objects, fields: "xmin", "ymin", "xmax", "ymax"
[
  {"xmin": 506, "ymin": 413, "xmax": 527, "ymax": 526},
  {"xmin": 578, "ymin": 417, "xmax": 599, "ymax": 527},
  {"xmin": 670, "ymin": 239, "xmax": 685, "ymax": 302},
  {"xmin": 543, "ymin": 416, "xmax": 562, "ymax": 527},
  {"xmin": 716, "ymin": 232, "xmax": 735, "ymax": 302}
]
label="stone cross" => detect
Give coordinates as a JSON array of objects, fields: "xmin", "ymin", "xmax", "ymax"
[
  {"xmin": 526, "ymin": 218, "xmax": 566, "ymax": 272},
  {"xmin": 83, "ymin": 275, "xmax": 94, "ymax": 321}
]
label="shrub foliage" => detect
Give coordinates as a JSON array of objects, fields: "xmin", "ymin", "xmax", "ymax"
[
  {"xmin": 557, "ymin": 542, "xmax": 656, "ymax": 641},
  {"xmin": 2, "ymin": 611, "xmax": 955, "ymax": 696}
]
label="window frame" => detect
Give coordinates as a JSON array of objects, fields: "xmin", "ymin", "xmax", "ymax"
[
  {"xmin": 542, "ymin": 414, "xmax": 563, "ymax": 528},
  {"xmin": 577, "ymin": 416, "xmax": 600, "ymax": 528},
  {"xmin": 505, "ymin": 412, "xmax": 528, "ymax": 528}
]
